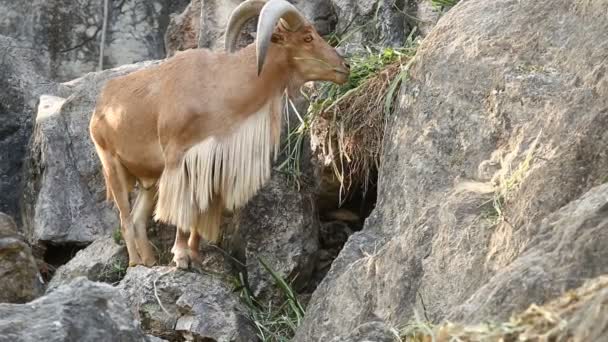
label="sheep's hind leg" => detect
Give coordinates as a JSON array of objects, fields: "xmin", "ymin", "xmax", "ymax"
[
  {"xmin": 131, "ymin": 181, "xmax": 157, "ymax": 267},
  {"xmin": 188, "ymin": 230, "xmax": 202, "ymax": 266},
  {"xmin": 99, "ymin": 151, "xmax": 141, "ymax": 266}
]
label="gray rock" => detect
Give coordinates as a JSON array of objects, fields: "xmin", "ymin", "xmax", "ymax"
[
  {"xmin": 21, "ymin": 61, "xmax": 159, "ymax": 246},
  {"xmin": 0, "ymin": 212, "xmax": 43, "ymax": 303},
  {"xmin": 224, "ymin": 174, "xmax": 320, "ymax": 301},
  {"xmin": 0, "ymin": 212, "xmax": 18, "ymax": 237},
  {"xmin": 165, "ymin": 0, "xmax": 203, "ymax": 57},
  {"xmin": 146, "ymin": 335, "xmax": 169, "ymax": 342},
  {"xmin": 198, "ymin": 0, "xmax": 244, "ymax": 50},
  {"xmin": 414, "ymin": 1, "xmax": 443, "ymax": 37},
  {"xmin": 0, "ymin": 36, "xmax": 64, "ymax": 221},
  {"xmin": 329, "ymin": 321, "xmax": 400, "ymax": 342},
  {"xmin": 119, "ymin": 266, "xmax": 257, "ymax": 342},
  {"xmin": 558, "ymin": 276, "xmax": 608, "ymax": 342},
  {"xmin": 0, "ymin": 0, "xmax": 189, "ymax": 81},
  {"xmin": 295, "ymin": 0, "xmax": 608, "ymax": 340},
  {"xmin": 290, "ymin": 0, "xmax": 337, "ymax": 37},
  {"xmin": 330, "ymin": 0, "xmax": 446, "ymax": 53},
  {"xmin": 330, "ymin": 0, "xmax": 409, "ymax": 52},
  {"xmin": 0, "ymin": 277, "xmax": 148, "ymax": 342},
  {"xmin": 448, "ymin": 183, "xmax": 608, "ymax": 322},
  {"xmin": 47, "ymin": 237, "xmax": 128, "ymax": 291}
]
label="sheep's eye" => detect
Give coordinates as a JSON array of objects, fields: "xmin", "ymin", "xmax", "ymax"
[{"xmin": 304, "ymin": 35, "xmax": 313, "ymax": 43}]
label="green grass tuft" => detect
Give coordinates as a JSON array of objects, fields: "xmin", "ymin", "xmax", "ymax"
[
  {"xmin": 430, "ymin": 0, "xmax": 460, "ymax": 10},
  {"xmin": 278, "ymin": 32, "xmax": 419, "ymax": 202},
  {"xmin": 113, "ymin": 227, "xmax": 123, "ymax": 245},
  {"xmin": 236, "ymin": 258, "xmax": 305, "ymax": 342}
]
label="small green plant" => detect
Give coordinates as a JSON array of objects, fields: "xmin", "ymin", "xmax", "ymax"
[
  {"xmin": 430, "ymin": 0, "xmax": 460, "ymax": 10},
  {"xmin": 236, "ymin": 258, "xmax": 305, "ymax": 342},
  {"xmin": 99, "ymin": 259, "xmax": 127, "ymax": 284},
  {"xmin": 110, "ymin": 259, "xmax": 127, "ymax": 279},
  {"xmin": 399, "ymin": 321, "xmax": 436, "ymax": 342},
  {"xmin": 113, "ymin": 227, "xmax": 123, "ymax": 245}
]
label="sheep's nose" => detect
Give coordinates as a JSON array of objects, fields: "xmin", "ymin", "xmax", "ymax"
[{"xmin": 342, "ymin": 61, "xmax": 351, "ymax": 70}]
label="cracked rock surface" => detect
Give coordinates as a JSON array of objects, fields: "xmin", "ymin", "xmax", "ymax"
[{"xmin": 119, "ymin": 266, "xmax": 257, "ymax": 342}]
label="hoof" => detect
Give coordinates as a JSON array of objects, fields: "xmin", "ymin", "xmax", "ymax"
[
  {"xmin": 172, "ymin": 248, "xmax": 191, "ymax": 270},
  {"xmin": 128, "ymin": 260, "xmax": 142, "ymax": 267},
  {"xmin": 189, "ymin": 257, "xmax": 204, "ymax": 274},
  {"xmin": 142, "ymin": 256, "xmax": 157, "ymax": 267}
]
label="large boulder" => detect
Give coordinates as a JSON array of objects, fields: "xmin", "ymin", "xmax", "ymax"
[
  {"xmin": 295, "ymin": 0, "xmax": 608, "ymax": 340},
  {"xmin": 0, "ymin": 212, "xmax": 43, "ymax": 303},
  {"xmin": 0, "ymin": 0, "xmax": 189, "ymax": 81},
  {"xmin": 224, "ymin": 174, "xmax": 319, "ymax": 301},
  {"xmin": 119, "ymin": 266, "xmax": 257, "ymax": 341},
  {"xmin": 21, "ymin": 61, "xmax": 159, "ymax": 246},
  {"xmin": 46, "ymin": 237, "xmax": 128, "ymax": 291},
  {"xmin": 0, "ymin": 277, "xmax": 149, "ymax": 342},
  {"xmin": 0, "ymin": 36, "xmax": 65, "ymax": 221}
]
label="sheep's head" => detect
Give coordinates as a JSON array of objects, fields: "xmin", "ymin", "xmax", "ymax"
[{"xmin": 225, "ymin": 0, "xmax": 350, "ymax": 85}]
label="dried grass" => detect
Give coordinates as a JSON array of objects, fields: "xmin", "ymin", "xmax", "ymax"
[
  {"xmin": 400, "ymin": 275, "xmax": 608, "ymax": 342},
  {"xmin": 311, "ymin": 61, "xmax": 406, "ymax": 201},
  {"xmin": 303, "ymin": 40, "xmax": 417, "ymax": 203}
]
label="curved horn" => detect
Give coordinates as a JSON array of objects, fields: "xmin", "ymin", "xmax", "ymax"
[
  {"xmin": 224, "ymin": 0, "xmax": 268, "ymax": 53},
  {"xmin": 256, "ymin": 0, "xmax": 308, "ymax": 75}
]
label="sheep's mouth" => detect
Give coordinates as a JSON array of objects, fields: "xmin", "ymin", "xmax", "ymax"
[{"xmin": 333, "ymin": 67, "xmax": 349, "ymax": 75}]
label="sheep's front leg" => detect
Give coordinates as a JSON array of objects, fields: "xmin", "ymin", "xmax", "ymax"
[{"xmin": 171, "ymin": 228, "xmax": 191, "ymax": 269}]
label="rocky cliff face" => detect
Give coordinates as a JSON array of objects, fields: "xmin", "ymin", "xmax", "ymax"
[
  {"xmin": 1, "ymin": 0, "xmax": 607, "ymax": 341},
  {"xmin": 295, "ymin": 0, "xmax": 608, "ymax": 340},
  {"xmin": 0, "ymin": 37, "xmax": 66, "ymax": 221},
  {"xmin": 0, "ymin": 0, "xmax": 189, "ymax": 81}
]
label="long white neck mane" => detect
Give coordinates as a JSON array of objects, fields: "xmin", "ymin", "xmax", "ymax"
[{"xmin": 154, "ymin": 92, "xmax": 284, "ymax": 232}]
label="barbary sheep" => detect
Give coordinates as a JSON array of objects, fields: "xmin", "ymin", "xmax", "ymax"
[{"xmin": 89, "ymin": 0, "xmax": 350, "ymax": 269}]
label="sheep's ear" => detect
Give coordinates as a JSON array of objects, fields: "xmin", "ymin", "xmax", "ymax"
[{"xmin": 271, "ymin": 33, "xmax": 284, "ymax": 44}]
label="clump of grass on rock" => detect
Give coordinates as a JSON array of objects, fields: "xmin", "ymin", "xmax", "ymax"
[{"xmin": 279, "ymin": 34, "xmax": 419, "ymax": 203}]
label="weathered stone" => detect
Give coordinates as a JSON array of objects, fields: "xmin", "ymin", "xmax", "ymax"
[
  {"xmin": 0, "ymin": 212, "xmax": 18, "ymax": 237},
  {"xmin": 0, "ymin": 277, "xmax": 149, "ymax": 342},
  {"xmin": 431, "ymin": 275, "xmax": 608, "ymax": 341},
  {"xmin": 415, "ymin": 0, "xmax": 444, "ymax": 37},
  {"xmin": 119, "ymin": 266, "xmax": 257, "ymax": 342},
  {"xmin": 224, "ymin": 174, "xmax": 319, "ymax": 301},
  {"xmin": 0, "ymin": 36, "xmax": 65, "ymax": 221},
  {"xmin": 0, "ymin": 0, "xmax": 189, "ymax": 81},
  {"xmin": 165, "ymin": 0, "xmax": 203, "ymax": 57},
  {"xmin": 0, "ymin": 212, "xmax": 43, "ymax": 304},
  {"xmin": 448, "ymin": 184, "xmax": 608, "ymax": 322},
  {"xmin": 330, "ymin": 321, "xmax": 400, "ymax": 342},
  {"xmin": 330, "ymin": 0, "xmax": 409, "ymax": 52},
  {"xmin": 21, "ymin": 61, "xmax": 160, "ymax": 246},
  {"xmin": 329, "ymin": 0, "xmax": 446, "ymax": 53},
  {"xmin": 295, "ymin": 0, "xmax": 608, "ymax": 340},
  {"xmin": 46, "ymin": 237, "xmax": 128, "ymax": 291}
]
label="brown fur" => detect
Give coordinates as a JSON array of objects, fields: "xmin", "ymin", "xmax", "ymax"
[{"xmin": 89, "ymin": 22, "xmax": 349, "ymax": 268}]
